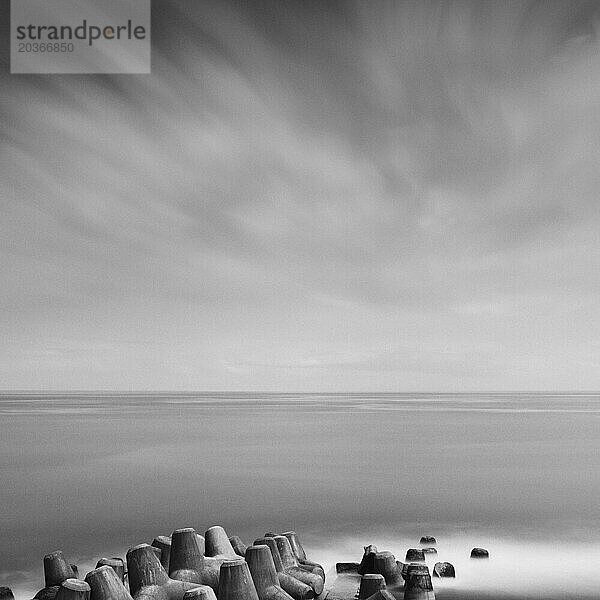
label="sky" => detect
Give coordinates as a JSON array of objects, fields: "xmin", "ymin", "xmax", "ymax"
[{"xmin": 2, "ymin": 0, "xmax": 600, "ymax": 391}]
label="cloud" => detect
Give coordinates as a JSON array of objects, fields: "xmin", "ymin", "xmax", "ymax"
[{"xmin": 2, "ymin": 1, "xmax": 600, "ymax": 390}]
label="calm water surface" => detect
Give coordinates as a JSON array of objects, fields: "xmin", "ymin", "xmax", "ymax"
[{"xmin": 1, "ymin": 392, "xmax": 599, "ymax": 599}]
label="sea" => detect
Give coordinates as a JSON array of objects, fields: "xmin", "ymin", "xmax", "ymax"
[{"xmin": 1, "ymin": 392, "xmax": 599, "ymax": 599}]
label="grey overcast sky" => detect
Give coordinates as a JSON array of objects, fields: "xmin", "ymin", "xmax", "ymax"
[{"xmin": 2, "ymin": 1, "xmax": 600, "ymax": 391}]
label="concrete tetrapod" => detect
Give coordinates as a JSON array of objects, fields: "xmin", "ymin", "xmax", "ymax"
[
  {"xmin": 470, "ymin": 548, "xmax": 489, "ymax": 559},
  {"xmin": 152, "ymin": 538, "xmax": 172, "ymax": 572},
  {"xmin": 403, "ymin": 565, "xmax": 429, "ymax": 582},
  {"xmin": 405, "ymin": 550, "xmax": 425, "ymax": 563},
  {"xmin": 34, "ymin": 551, "xmax": 78, "ymax": 600},
  {"xmin": 217, "ymin": 559, "xmax": 259, "ymax": 600},
  {"xmin": 229, "ymin": 537, "xmax": 247, "ymax": 558},
  {"xmin": 0, "ymin": 588, "xmax": 14, "ymax": 600},
  {"xmin": 358, "ymin": 575, "xmax": 386, "ymax": 600},
  {"xmin": 55, "ymin": 579, "xmax": 90, "ymax": 600},
  {"xmin": 419, "ymin": 538, "xmax": 436, "ymax": 546},
  {"xmin": 204, "ymin": 527, "xmax": 237, "ymax": 560},
  {"xmin": 403, "ymin": 565, "xmax": 434, "ymax": 600},
  {"xmin": 326, "ymin": 562, "xmax": 360, "ymax": 600},
  {"xmin": 85, "ymin": 565, "xmax": 133, "ymax": 600},
  {"xmin": 396, "ymin": 561, "xmax": 406, "ymax": 579},
  {"xmin": 358, "ymin": 546, "xmax": 378, "ymax": 576},
  {"xmin": 95, "ymin": 558, "xmax": 126, "ymax": 583},
  {"xmin": 127, "ymin": 543, "xmax": 198, "ymax": 600},
  {"xmin": 365, "ymin": 591, "xmax": 396, "ymax": 600},
  {"xmin": 33, "ymin": 587, "xmax": 60, "ymax": 600},
  {"xmin": 272, "ymin": 537, "xmax": 323, "ymax": 595},
  {"xmin": 44, "ymin": 552, "xmax": 77, "ymax": 588},
  {"xmin": 401, "ymin": 564, "xmax": 415, "ymax": 582},
  {"xmin": 432, "ymin": 563, "xmax": 455, "ymax": 578},
  {"xmin": 168, "ymin": 528, "xmax": 219, "ymax": 590},
  {"xmin": 253, "ymin": 538, "xmax": 314, "ymax": 600},
  {"xmin": 181, "ymin": 587, "xmax": 216, "ymax": 600},
  {"xmin": 373, "ymin": 553, "xmax": 402, "ymax": 587},
  {"xmin": 245, "ymin": 545, "xmax": 295, "ymax": 600},
  {"xmin": 280, "ymin": 533, "xmax": 325, "ymax": 580},
  {"xmin": 196, "ymin": 536, "xmax": 205, "ymax": 557},
  {"xmin": 202, "ymin": 526, "xmax": 240, "ymax": 589}
]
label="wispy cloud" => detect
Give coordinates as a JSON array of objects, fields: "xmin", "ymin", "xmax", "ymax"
[{"xmin": 2, "ymin": 1, "xmax": 600, "ymax": 390}]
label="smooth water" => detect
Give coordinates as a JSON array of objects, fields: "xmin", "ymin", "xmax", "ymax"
[{"xmin": 1, "ymin": 392, "xmax": 599, "ymax": 599}]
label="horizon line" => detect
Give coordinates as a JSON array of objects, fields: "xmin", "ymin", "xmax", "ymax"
[{"xmin": 0, "ymin": 389, "xmax": 599, "ymax": 395}]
